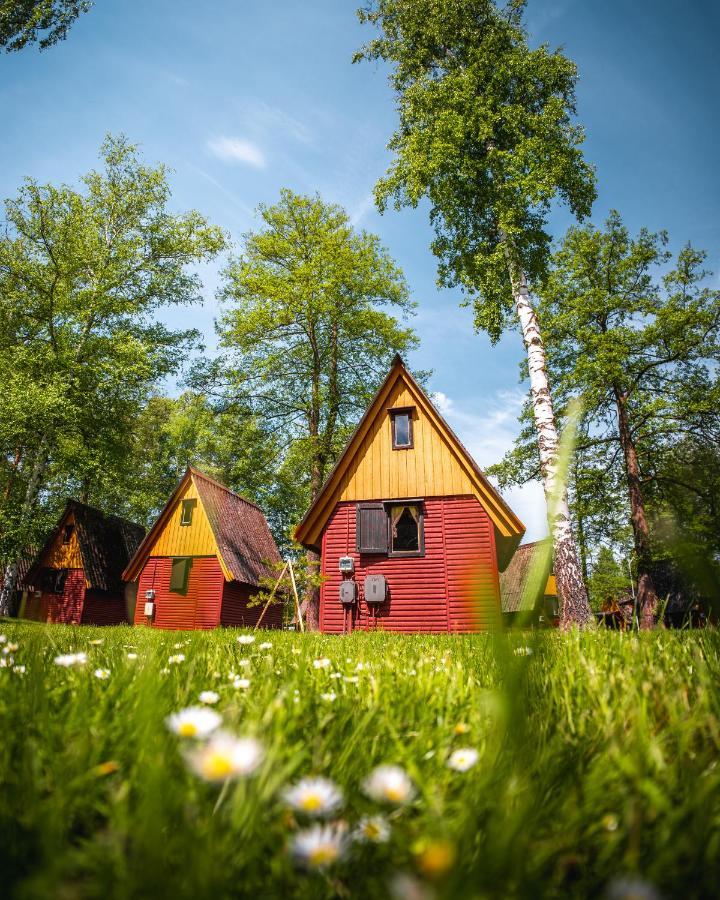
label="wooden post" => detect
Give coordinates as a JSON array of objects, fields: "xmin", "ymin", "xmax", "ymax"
[
  {"xmin": 288, "ymin": 559, "xmax": 304, "ymax": 633},
  {"xmin": 254, "ymin": 562, "xmax": 288, "ymax": 630}
]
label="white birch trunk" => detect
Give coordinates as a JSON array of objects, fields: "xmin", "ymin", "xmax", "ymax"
[{"xmin": 511, "ymin": 269, "xmax": 594, "ymax": 628}]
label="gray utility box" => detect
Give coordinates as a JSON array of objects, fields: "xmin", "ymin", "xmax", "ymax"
[
  {"xmin": 339, "ymin": 580, "xmax": 358, "ymax": 605},
  {"xmin": 364, "ymin": 574, "xmax": 387, "ymax": 604}
]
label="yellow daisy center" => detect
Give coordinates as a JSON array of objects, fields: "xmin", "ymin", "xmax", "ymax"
[
  {"xmin": 201, "ymin": 751, "xmax": 234, "ymax": 780},
  {"xmin": 300, "ymin": 793, "xmax": 323, "ymax": 812},
  {"xmin": 364, "ymin": 823, "xmax": 381, "ymax": 839},
  {"xmin": 308, "ymin": 844, "xmax": 338, "ymax": 867},
  {"xmin": 178, "ymin": 723, "xmax": 198, "ymax": 737},
  {"xmin": 385, "ymin": 785, "xmax": 405, "ymax": 802}
]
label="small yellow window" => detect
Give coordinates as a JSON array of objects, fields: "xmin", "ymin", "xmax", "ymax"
[{"xmin": 180, "ymin": 499, "xmax": 197, "ymax": 526}]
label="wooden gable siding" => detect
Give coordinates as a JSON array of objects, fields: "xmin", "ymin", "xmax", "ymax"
[
  {"xmin": 319, "ymin": 496, "xmax": 501, "ymax": 633},
  {"xmin": 337, "ymin": 380, "xmax": 477, "ymax": 506},
  {"xmin": 147, "ymin": 479, "xmax": 222, "ymax": 563},
  {"xmin": 134, "ymin": 556, "xmax": 225, "ymax": 630},
  {"xmin": 43, "ymin": 514, "xmax": 83, "ymax": 572}
]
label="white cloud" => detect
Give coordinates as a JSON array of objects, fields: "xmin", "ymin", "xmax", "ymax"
[
  {"xmin": 207, "ymin": 136, "xmax": 266, "ymax": 168},
  {"xmin": 437, "ymin": 387, "xmax": 549, "ymax": 542},
  {"xmin": 349, "ymin": 192, "xmax": 376, "ymax": 226}
]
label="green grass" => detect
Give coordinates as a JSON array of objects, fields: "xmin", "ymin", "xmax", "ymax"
[{"xmin": 1, "ymin": 623, "xmax": 719, "ymax": 899}]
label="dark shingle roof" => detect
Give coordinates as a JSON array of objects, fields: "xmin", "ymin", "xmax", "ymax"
[
  {"xmin": 500, "ymin": 539, "xmax": 554, "ymax": 613},
  {"xmin": 192, "ymin": 469, "xmax": 281, "ymax": 585},
  {"xmin": 25, "ymin": 500, "xmax": 145, "ymax": 593}
]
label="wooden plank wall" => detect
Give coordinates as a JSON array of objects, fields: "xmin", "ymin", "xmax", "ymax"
[
  {"xmin": 319, "ymin": 496, "xmax": 501, "ymax": 634},
  {"xmin": 134, "ymin": 556, "xmax": 225, "ymax": 630},
  {"xmin": 149, "ymin": 479, "xmax": 218, "ymax": 559},
  {"xmin": 43, "ymin": 515, "xmax": 83, "ymax": 570}
]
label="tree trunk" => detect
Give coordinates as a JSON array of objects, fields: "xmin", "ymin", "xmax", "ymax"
[
  {"xmin": 510, "ymin": 267, "xmax": 594, "ymax": 628},
  {"xmin": 0, "ymin": 437, "xmax": 49, "ymax": 617},
  {"xmin": 612, "ymin": 385, "xmax": 660, "ymax": 630}
]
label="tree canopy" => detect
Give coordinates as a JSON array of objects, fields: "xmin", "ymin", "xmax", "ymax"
[{"xmin": 0, "ymin": 0, "xmax": 92, "ymax": 51}]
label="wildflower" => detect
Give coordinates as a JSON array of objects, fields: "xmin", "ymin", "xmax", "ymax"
[
  {"xmin": 54, "ymin": 652, "xmax": 87, "ymax": 667},
  {"xmin": 447, "ymin": 748, "xmax": 479, "ymax": 772},
  {"xmin": 167, "ymin": 706, "xmax": 222, "ymax": 739},
  {"xmin": 237, "ymin": 634, "xmax": 255, "ymax": 645},
  {"xmin": 92, "ymin": 760, "xmax": 120, "ymax": 777},
  {"xmin": 199, "ymin": 690, "xmax": 220, "ymax": 705},
  {"xmin": 184, "ymin": 732, "xmax": 263, "ymax": 782},
  {"xmin": 355, "ymin": 815, "xmax": 390, "ymax": 843},
  {"xmin": 259, "ymin": 641, "xmax": 272, "ymax": 650},
  {"xmin": 313, "ymin": 657, "xmax": 331, "ymax": 669},
  {"xmin": 390, "ymin": 872, "xmax": 435, "ymax": 900},
  {"xmin": 320, "ymin": 692, "xmax": 337, "ymax": 703},
  {"xmin": 127, "ymin": 652, "xmax": 138, "ymax": 660},
  {"xmin": 605, "ymin": 877, "xmax": 661, "ymax": 900},
  {"xmin": 4, "ymin": 642, "xmax": 19, "ymax": 653},
  {"xmin": 0, "ymin": 634, "xmax": 5, "ymax": 643},
  {"xmin": 415, "ymin": 839, "xmax": 456, "ymax": 879},
  {"xmin": 291, "ymin": 647, "xmax": 301, "ymax": 655},
  {"xmin": 602, "ymin": 814, "xmax": 620, "ymax": 832},
  {"xmin": 13, "ymin": 665, "xmax": 26, "ymax": 675},
  {"xmin": 513, "ymin": 646, "xmax": 533, "ymax": 657},
  {"xmin": 173, "ymin": 642, "xmax": 184, "ymax": 649},
  {"xmin": 453, "ymin": 722, "xmax": 470, "ymax": 735},
  {"xmin": 329, "ymin": 672, "xmax": 343, "ymax": 679},
  {"xmin": 89, "ymin": 638, "xmax": 104, "ymax": 646},
  {"xmin": 233, "ymin": 677, "xmax": 251, "ymax": 689},
  {"xmin": 290, "ymin": 824, "xmax": 347, "ymax": 869},
  {"xmin": 160, "ymin": 667, "xmax": 170, "ymax": 674},
  {"xmin": 94, "ymin": 668, "xmax": 111, "ymax": 680},
  {"xmin": 363, "ymin": 765, "xmax": 415, "ymax": 805},
  {"xmin": 344, "ymin": 675, "xmax": 359, "ymax": 684},
  {"xmin": 238, "ymin": 658, "xmax": 251, "ymax": 667},
  {"xmin": 168, "ymin": 654, "xmax": 185, "ymax": 665},
  {"xmin": 0, "ymin": 658, "xmax": 8, "ymax": 668},
  {"xmin": 284, "ymin": 776, "xmax": 343, "ymax": 817}
]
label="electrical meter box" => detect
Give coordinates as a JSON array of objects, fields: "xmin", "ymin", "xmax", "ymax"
[
  {"xmin": 144, "ymin": 589, "xmax": 155, "ymax": 601},
  {"xmin": 144, "ymin": 601, "xmax": 155, "ymax": 618},
  {"xmin": 364, "ymin": 574, "xmax": 387, "ymax": 604},
  {"xmin": 339, "ymin": 555, "xmax": 355, "ymax": 574},
  {"xmin": 339, "ymin": 580, "xmax": 357, "ymax": 605}
]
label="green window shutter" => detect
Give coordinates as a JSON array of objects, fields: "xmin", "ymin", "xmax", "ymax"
[
  {"xmin": 170, "ymin": 557, "xmax": 192, "ymax": 593},
  {"xmin": 180, "ymin": 499, "xmax": 197, "ymax": 526}
]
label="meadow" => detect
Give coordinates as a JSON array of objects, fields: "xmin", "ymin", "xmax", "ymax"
[{"xmin": 1, "ymin": 623, "xmax": 719, "ymax": 899}]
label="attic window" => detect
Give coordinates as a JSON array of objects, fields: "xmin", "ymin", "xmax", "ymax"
[
  {"xmin": 390, "ymin": 407, "xmax": 414, "ymax": 449},
  {"xmin": 180, "ymin": 499, "xmax": 197, "ymax": 526},
  {"xmin": 170, "ymin": 557, "xmax": 192, "ymax": 593},
  {"xmin": 62, "ymin": 524, "xmax": 74, "ymax": 545}
]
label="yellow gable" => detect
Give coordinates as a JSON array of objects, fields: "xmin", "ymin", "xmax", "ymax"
[
  {"xmin": 146, "ymin": 476, "xmax": 222, "ymax": 563},
  {"xmin": 295, "ymin": 357, "xmax": 525, "ymax": 565},
  {"xmin": 44, "ymin": 513, "xmax": 83, "ymax": 570}
]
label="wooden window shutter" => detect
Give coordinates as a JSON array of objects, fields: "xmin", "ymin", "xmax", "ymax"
[
  {"xmin": 170, "ymin": 557, "xmax": 192, "ymax": 593},
  {"xmin": 356, "ymin": 503, "xmax": 388, "ymax": 554}
]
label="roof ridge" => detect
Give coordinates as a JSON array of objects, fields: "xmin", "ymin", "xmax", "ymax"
[{"xmin": 189, "ymin": 467, "xmax": 263, "ymax": 511}]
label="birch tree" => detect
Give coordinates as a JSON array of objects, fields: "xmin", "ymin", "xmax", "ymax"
[
  {"xmin": 0, "ymin": 135, "xmax": 224, "ymax": 614},
  {"xmin": 355, "ymin": 0, "xmax": 596, "ymax": 625}
]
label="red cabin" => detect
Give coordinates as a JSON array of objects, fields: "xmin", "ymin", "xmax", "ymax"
[
  {"xmin": 22, "ymin": 500, "xmax": 145, "ymax": 625},
  {"xmin": 295, "ymin": 357, "xmax": 525, "ymax": 633},
  {"xmin": 123, "ymin": 468, "xmax": 282, "ymax": 630}
]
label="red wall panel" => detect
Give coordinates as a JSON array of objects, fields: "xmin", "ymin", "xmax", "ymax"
[
  {"xmin": 220, "ymin": 582, "xmax": 283, "ymax": 629},
  {"xmin": 134, "ymin": 556, "xmax": 225, "ymax": 630},
  {"xmin": 46, "ymin": 569, "xmax": 86, "ymax": 624},
  {"xmin": 81, "ymin": 591, "xmax": 131, "ymax": 626},
  {"xmin": 319, "ymin": 496, "xmax": 501, "ymax": 634}
]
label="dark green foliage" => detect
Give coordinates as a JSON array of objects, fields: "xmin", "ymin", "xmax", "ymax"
[{"xmin": 0, "ymin": 0, "xmax": 92, "ymax": 51}]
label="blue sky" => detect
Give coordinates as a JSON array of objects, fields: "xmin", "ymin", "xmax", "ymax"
[{"xmin": 2, "ymin": 0, "xmax": 719, "ymax": 539}]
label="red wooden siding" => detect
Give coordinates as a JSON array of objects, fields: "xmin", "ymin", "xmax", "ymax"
[
  {"xmin": 134, "ymin": 557, "xmax": 225, "ymax": 630},
  {"xmin": 47, "ymin": 569, "xmax": 86, "ymax": 624},
  {"xmin": 81, "ymin": 591, "xmax": 130, "ymax": 626},
  {"xmin": 134, "ymin": 556, "xmax": 282, "ymax": 630},
  {"xmin": 319, "ymin": 496, "xmax": 501, "ymax": 634},
  {"xmin": 220, "ymin": 581, "xmax": 283, "ymax": 629}
]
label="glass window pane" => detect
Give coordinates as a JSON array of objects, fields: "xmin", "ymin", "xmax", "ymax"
[
  {"xmin": 394, "ymin": 413, "xmax": 410, "ymax": 447},
  {"xmin": 391, "ymin": 506, "xmax": 419, "ymax": 552}
]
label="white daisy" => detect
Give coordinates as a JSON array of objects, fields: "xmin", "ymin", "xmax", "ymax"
[
  {"xmin": 127, "ymin": 652, "xmax": 138, "ymax": 660},
  {"xmin": 291, "ymin": 647, "xmax": 301, "ymax": 655},
  {"xmin": 259, "ymin": 641, "xmax": 272, "ymax": 650},
  {"xmin": 4, "ymin": 642, "xmax": 19, "ymax": 653},
  {"xmin": 290, "ymin": 824, "xmax": 347, "ymax": 869},
  {"xmin": 168, "ymin": 654, "xmax": 185, "ymax": 665},
  {"xmin": 198, "ymin": 690, "xmax": 220, "ymax": 705},
  {"xmin": 184, "ymin": 732, "xmax": 263, "ymax": 781},
  {"xmin": 363, "ymin": 765, "xmax": 415, "ymax": 805},
  {"xmin": 329, "ymin": 672, "xmax": 342, "ymax": 679},
  {"xmin": 166, "ymin": 706, "xmax": 222, "ymax": 739},
  {"xmin": 94, "ymin": 668, "xmax": 111, "ymax": 680},
  {"xmin": 284, "ymin": 776, "xmax": 343, "ymax": 817},
  {"xmin": 390, "ymin": 872, "xmax": 435, "ymax": 900},
  {"xmin": 354, "ymin": 815, "xmax": 390, "ymax": 843},
  {"xmin": 344, "ymin": 675, "xmax": 359, "ymax": 684},
  {"xmin": 237, "ymin": 634, "xmax": 255, "ymax": 645},
  {"xmin": 320, "ymin": 692, "xmax": 337, "ymax": 703},
  {"xmin": 233, "ymin": 678, "xmax": 251, "ymax": 689},
  {"xmin": 447, "ymin": 748, "xmax": 479, "ymax": 772},
  {"xmin": 313, "ymin": 658, "xmax": 331, "ymax": 669},
  {"xmin": 0, "ymin": 658, "xmax": 7, "ymax": 668},
  {"xmin": 513, "ymin": 646, "xmax": 533, "ymax": 656},
  {"xmin": 88, "ymin": 638, "xmax": 104, "ymax": 646},
  {"xmin": 54, "ymin": 652, "xmax": 87, "ymax": 667},
  {"xmin": 0, "ymin": 634, "xmax": 6, "ymax": 643},
  {"xmin": 13, "ymin": 665, "xmax": 26, "ymax": 675}
]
